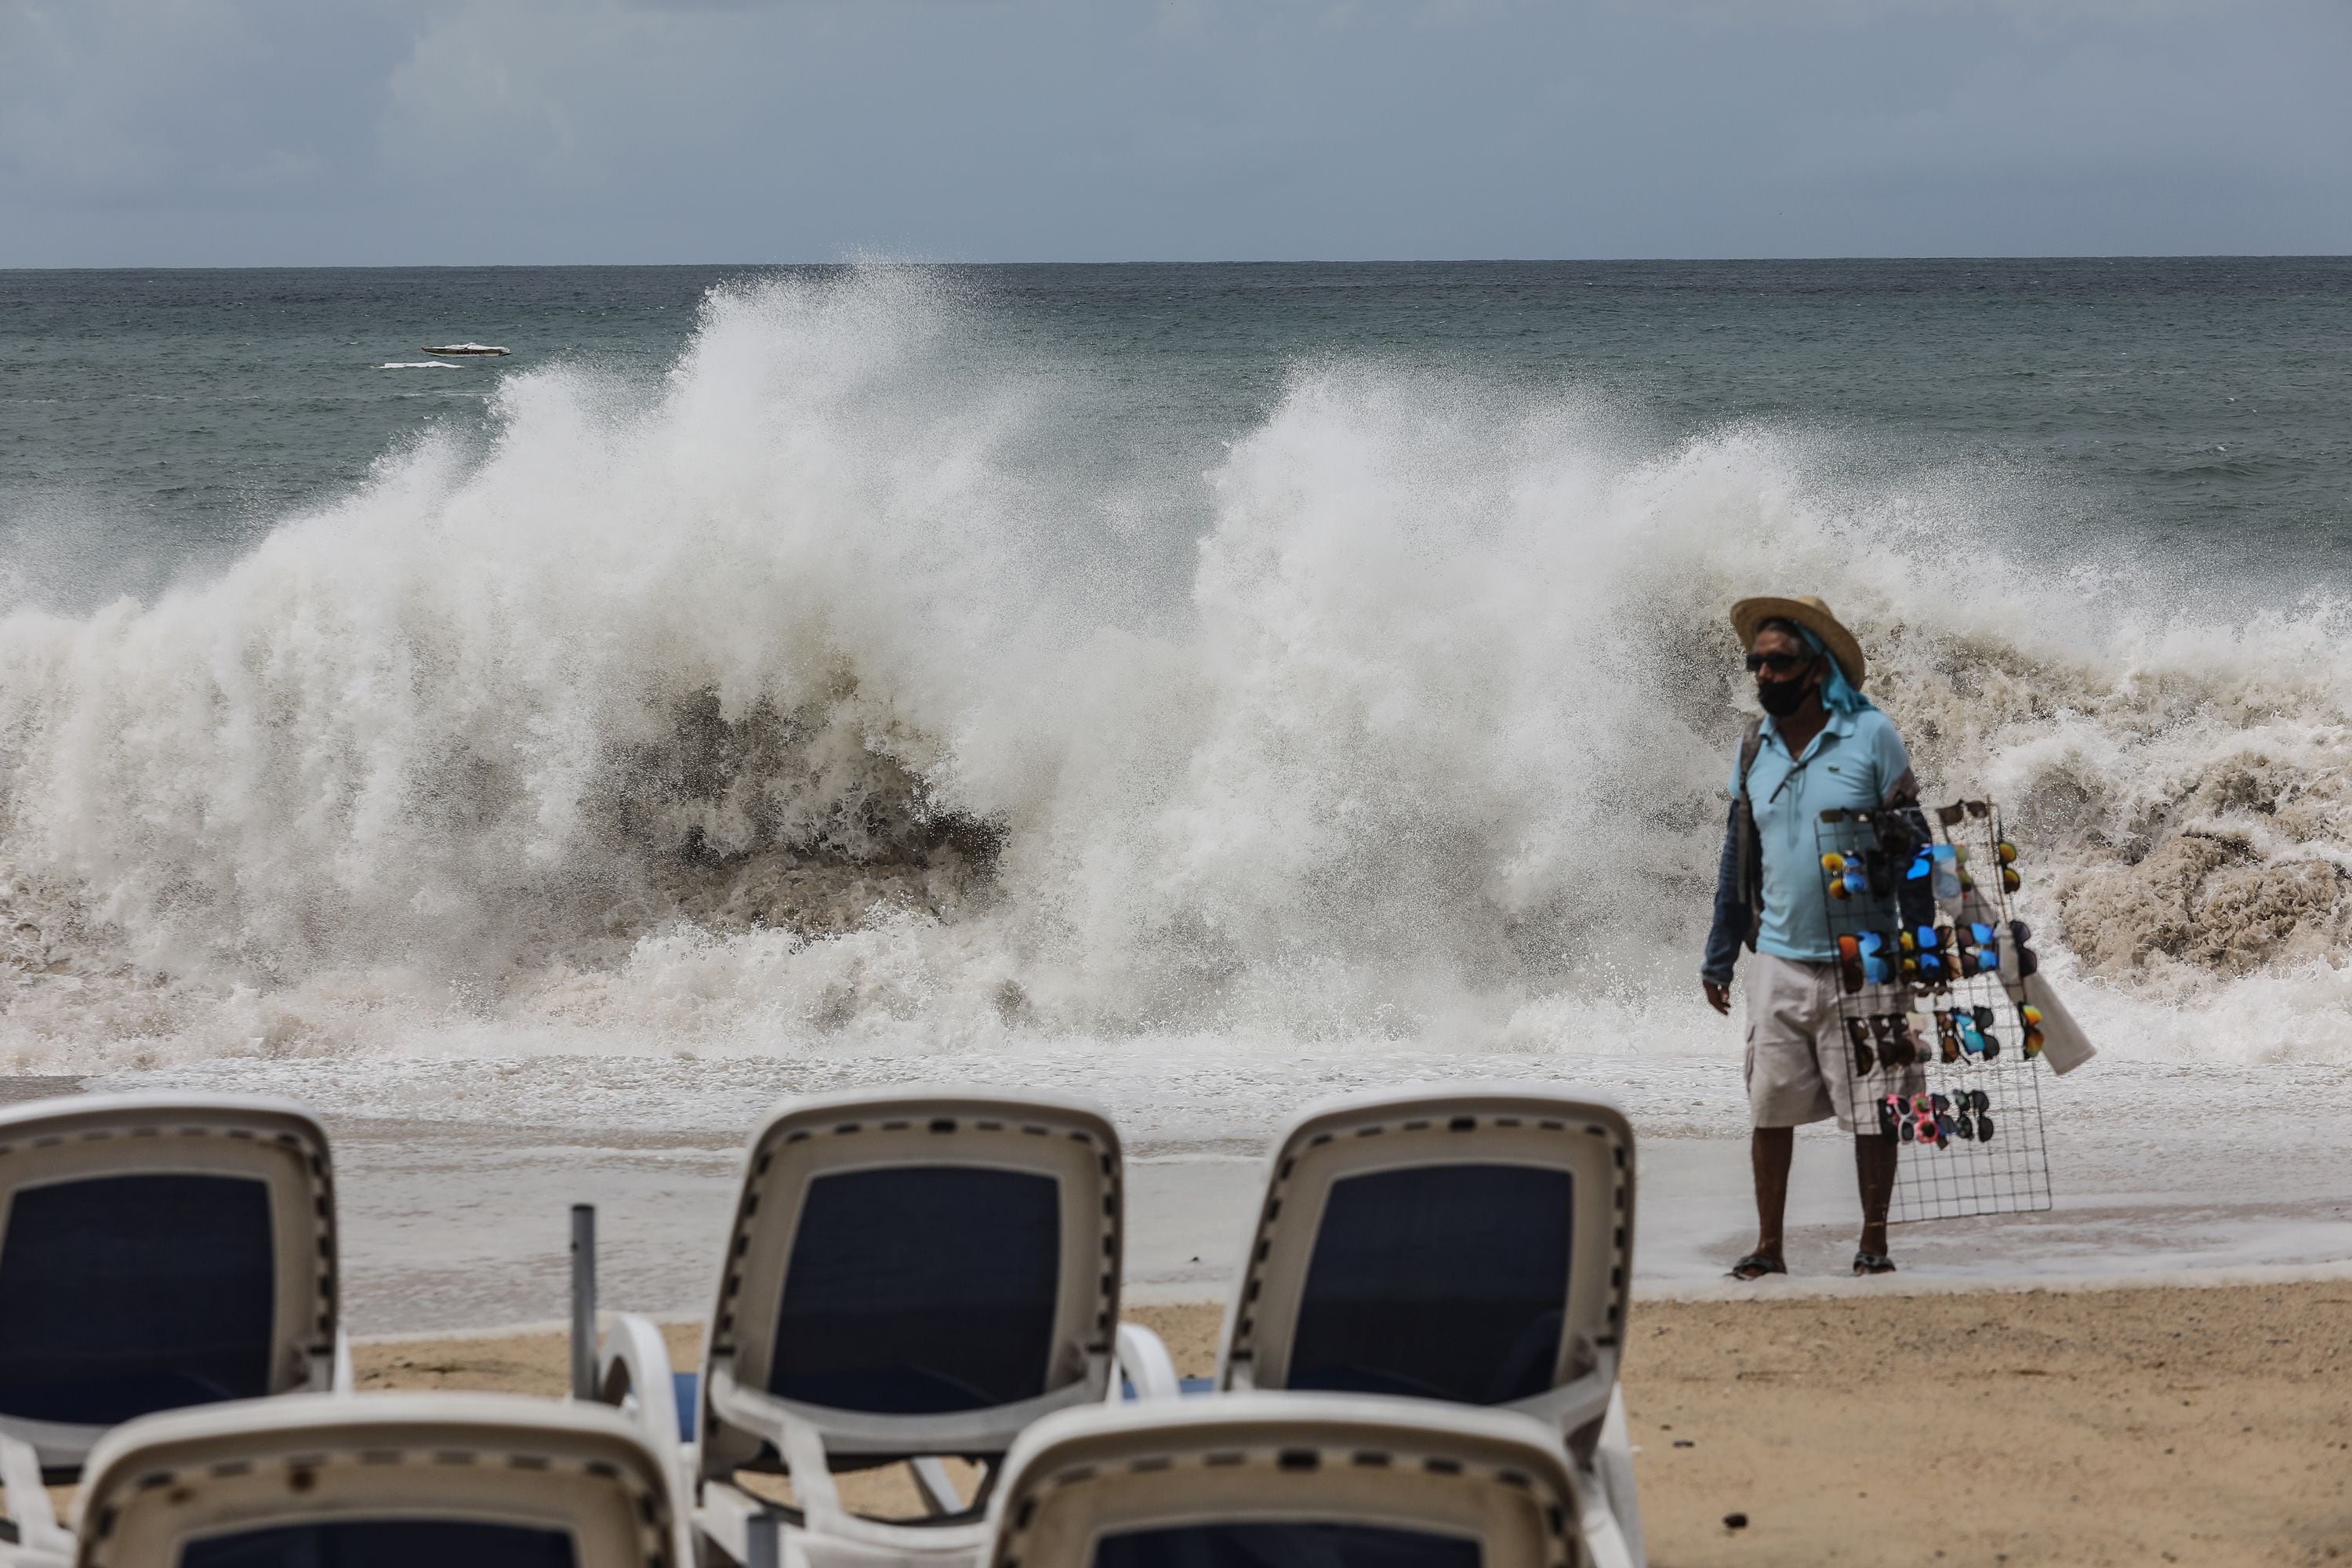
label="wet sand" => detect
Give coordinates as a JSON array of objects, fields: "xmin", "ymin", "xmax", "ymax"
[
  {"xmin": 32, "ymin": 1056, "xmax": 2346, "ymax": 1330},
  {"xmin": 360, "ymin": 1281, "xmax": 2352, "ymax": 1568}
]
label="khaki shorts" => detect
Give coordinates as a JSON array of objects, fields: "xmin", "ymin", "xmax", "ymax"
[{"xmin": 1744, "ymin": 952, "xmax": 1924, "ymax": 1133}]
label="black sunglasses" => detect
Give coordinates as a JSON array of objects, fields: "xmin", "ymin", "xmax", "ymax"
[{"xmin": 1745, "ymin": 652, "xmax": 1812, "ymax": 674}]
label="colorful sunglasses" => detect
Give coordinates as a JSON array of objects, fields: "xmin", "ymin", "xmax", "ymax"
[
  {"xmin": 1838, "ymin": 931, "xmax": 1900, "ymax": 989},
  {"xmin": 1933, "ymin": 1010, "xmax": 1962, "ymax": 1064},
  {"xmin": 1895, "ymin": 925, "xmax": 1949, "ymax": 983},
  {"xmin": 1952, "ymin": 922, "xmax": 2002, "ymax": 975},
  {"xmin": 2020, "ymin": 1004, "xmax": 2045, "ymax": 1058},
  {"xmin": 1972, "ymin": 1004, "xmax": 2003, "ymax": 1061},
  {"xmin": 1880, "ymin": 1094, "xmax": 1939, "ymax": 1145},
  {"xmin": 1954, "ymin": 1010, "xmax": 1987, "ymax": 1057},
  {"xmin": 1934, "ymin": 800, "xmax": 1993, "ymax": 826},
  {"xmin": 1908, "ymin": 843, "xmax": 1968, "ymax": 902},
  {"xmin": 1820, "ymin": 850, "xmax": 1871, "ymax": 900}
]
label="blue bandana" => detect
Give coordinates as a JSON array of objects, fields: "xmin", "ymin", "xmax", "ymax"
[{"xmin": 1793, "ymin": 625, "xmax": 1875, "ymax": 715}]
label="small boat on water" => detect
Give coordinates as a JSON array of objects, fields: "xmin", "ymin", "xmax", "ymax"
[{"xmin": 422, "ymin": 343, "xmax": 511, "ymax": 356}]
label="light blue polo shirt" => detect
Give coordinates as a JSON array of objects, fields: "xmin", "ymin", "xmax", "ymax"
[{"xmin": 1730, "ymin": 706, "xmax": 1914, "ymax": 964}]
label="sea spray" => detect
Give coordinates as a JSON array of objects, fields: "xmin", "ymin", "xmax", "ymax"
[{"xmin": 3, "ymin": 268, "xmax": 2350, "ymax": 1072}]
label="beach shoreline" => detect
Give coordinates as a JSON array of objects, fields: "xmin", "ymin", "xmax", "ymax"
[{"xmin": 358, "ymin": 1279, "xmax": 2352, "ymax": 1567}]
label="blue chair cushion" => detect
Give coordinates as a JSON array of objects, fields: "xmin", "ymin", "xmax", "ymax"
[
  {"xmin": 1285, "ymin": 1163, "xmax": 1572, "ymax": 1406},
  {"xmin": 0, "ymin": 1173, "xmax": 276, "ymax": 1425},
  {"xmin": 181, "ymin": 1519, "xmax": 575, "ymax": 1568},
  {"xmin": 1096, "ymin": 1521, "xmax": 1480, "ymax": 1568},
  {"xmin": 768, "ymin": 1166, "xmax": 1062, "ymax": 1415}
]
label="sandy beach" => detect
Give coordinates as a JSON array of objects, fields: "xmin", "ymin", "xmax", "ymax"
[{"xmin": 356, "ymin": 1280, "xmax": 2350, "ymax": 1568}]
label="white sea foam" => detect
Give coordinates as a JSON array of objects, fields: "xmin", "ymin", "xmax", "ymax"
[
  {"xmin": 379, "ymin": 361, "xmax": 460, "ymax": 369},
  {"xmin": 5, "ymin": 267, "xmax": 2352, "ymax": 1083}
]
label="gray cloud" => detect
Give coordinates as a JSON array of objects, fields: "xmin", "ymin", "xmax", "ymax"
[{"xmin": 1, "ymin": 0, "xmax": 2343, "ymax": 262}]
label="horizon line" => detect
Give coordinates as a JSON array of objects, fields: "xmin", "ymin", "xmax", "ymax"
[{"xmin": 5, "ymin": 252, "xmax": 2352, "ymax": 273}]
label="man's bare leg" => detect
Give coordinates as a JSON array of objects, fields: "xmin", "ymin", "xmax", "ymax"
[
  {"xmin": 1854, "ymin": 1131, "xmax": 1897, "ymax": 1256},
  {"xmin": 1749, "ymin": 1127, "xmax": 1795, "ymax": 1264}
]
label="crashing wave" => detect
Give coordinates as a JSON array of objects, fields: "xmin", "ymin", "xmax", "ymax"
[{"xmin": 2, "ymin": 267, "xmax": 2350, "ymax": 1069}]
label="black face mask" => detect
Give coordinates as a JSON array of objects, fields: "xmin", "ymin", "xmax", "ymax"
[{"xmin": 1757, "ymin": 677, "xmax": 1813, "ymax": 717}]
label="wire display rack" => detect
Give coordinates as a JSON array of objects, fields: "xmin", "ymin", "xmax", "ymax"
[{"xmin": 1816, "ymin": 800, "xmax": 2053, "ymax": 1223}]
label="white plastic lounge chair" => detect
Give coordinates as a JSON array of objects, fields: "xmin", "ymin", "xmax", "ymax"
[
  {"xmin": 0, "ymin": 1094, "xmax": 348, "ymax": 1490},
  {"xmin": 9, "ymin": 1392, "xmax": 686, "ymax": 1568},
  {"xmin": 595, "ymin": 1091, "xmax": 1177, "ymax": 1568},
  {"xmin": 984, "ymin": 1392, "xmax": 1595, "ymax": 1568},
  {"xmin": 1210, "ymin": 1087, "xmax": 1643, "ymax": 1568}
]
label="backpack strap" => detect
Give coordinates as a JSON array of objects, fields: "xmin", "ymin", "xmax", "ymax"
[{"xmin": 1737, "ymin": 718, "xmax": 1766, "ymax": 797}]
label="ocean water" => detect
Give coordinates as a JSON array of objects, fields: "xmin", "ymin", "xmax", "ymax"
[{"xmin": 5, "ymin": 261, "xmax": 2352, "ymax": 1319}]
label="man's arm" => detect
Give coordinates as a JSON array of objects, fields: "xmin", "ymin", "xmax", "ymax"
[{"xmin": 1700, "ymin": 798, "xmax": 1747, "ymax": 999}]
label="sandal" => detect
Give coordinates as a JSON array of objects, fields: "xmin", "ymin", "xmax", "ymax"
[
  {"xmin": 1728, "ymin": 1253, "xmax": 1787, "ymax": 1281},
  {"xmin": 1853, "ymin": 1250, "xmax": 1897, "ymax": 1276}
]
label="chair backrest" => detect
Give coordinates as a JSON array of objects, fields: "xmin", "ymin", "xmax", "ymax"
[
  {"xmin": 1216, "ymin": 1087, "xmax": 1634, "ymax": 1435},
  {"xmin": 697, "ymin": 1091, "xmax": 1123, "ymax": 1478},
  {"xmin": 71, "ymin": 1393, "xmax": 686, "ymax": 1568},
  {"xmin": 985, "ymin": 1392, "xmax": 1588, "ymax": 1568},
  {"xmin": 0, "ymin": 1094, "xmax": 338, "ymax": 1472}
]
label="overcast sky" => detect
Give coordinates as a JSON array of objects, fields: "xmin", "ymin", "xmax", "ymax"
[{"xmin": 3, "ymin": 0, "xmax": 2347, "ymax": 266}]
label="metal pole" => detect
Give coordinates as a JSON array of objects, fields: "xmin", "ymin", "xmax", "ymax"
[{"xmin": 569, "ymin": 1203, "xmax": 597, "ymax": 1400}]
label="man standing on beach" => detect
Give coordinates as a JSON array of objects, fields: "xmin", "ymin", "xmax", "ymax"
[{"xmin": 1700, "ymin": 597, "xmax": 1922, "ymax": 1279}]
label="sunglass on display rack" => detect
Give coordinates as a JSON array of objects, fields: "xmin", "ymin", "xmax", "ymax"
[
  {"xmin": 1866, "ymin": 1012, "xmax": 1920, "ymax": 1070},
  {"xmin": 1824, "ymin": 804, "xmax": 2031, "ymax": 895},
  {"xmin": 1929, "ymin": 1005, "xmax": 2005, "ymax": 1062},
  {"xmin": 1975, "ymin": 1004, "xmax": 2005, "ymax": 1058},
  {"xmin": 1821, "ymin": 845, "xmax": 1919, "ymax": 902},
  {"xmin": 1878, "ymin": 1091, "xmax": 1947, "ymax": 1146},
  {"xmin": 1846, "ymin": 1016, "xmax": 1876, "ymax": 1076},
  {"xmin": 1820, "ymin": 850, "xmax": 1871, "ymax": 901},
  {"xmin": 1837, "ymin": 925, "xmax": 1953, "ymax": 991},
  {"xmin": 1851, "ymin": 1013, "xmax": 1951, "ymax": 1075},
  {"xmin": 1837, "ymin": 932, "xmax": 1900, "ymax": 992},
  {"xmin": 1897, "ymin": 924, "xmax": 1946, "ymax": 983},
  {"xmin": 1837, "ymin": 921, "xmax": 2042, "ymax": 998},
  {"xmin": 1878, "ymin": 1090, "xmax": 1995, "ymax": 1147}
]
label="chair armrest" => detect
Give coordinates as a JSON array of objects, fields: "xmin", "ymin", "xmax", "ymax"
[
  {"xmin": 1112, "ymin": 1323, "xmax": 1181, "ymax": 1402},
  {"xmin": 597, "ymin": 1318, "xmax": 697, "ymax": 1564},
  {"xmin": 0, "ymin": 1432, "xmax": 72, "ymax": 1564},
  {"xmin": 1593, "ymin": 1385, "xmax": 1645, "ymax": 1567},
  {"xmin": 1579, "ymin": 1494, "xmax": 1640, "ymax": 1568},
  {"xmin": 597, "ymin": 1316, "xmax": 684, "ymax": 1444},
  {"xmin": 333, "ymin": 1327, "xmax": 355, "ymax": 1393},
  {"xmin": 1523, "ymin": 1334, "xmax": 1617, "ymax": 1443},
  {"xmin": 701, "ymin": 1371, "xmax": 989, "ymax": 1558},
  {"xmin": 704, "ymin": 1366, "xmax": 848, "ymax": 1527}
]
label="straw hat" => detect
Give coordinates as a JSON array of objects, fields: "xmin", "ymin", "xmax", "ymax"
[{"xmin": 1731, "ymin": 595, "xmax": 1867, "ymax": 689}]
